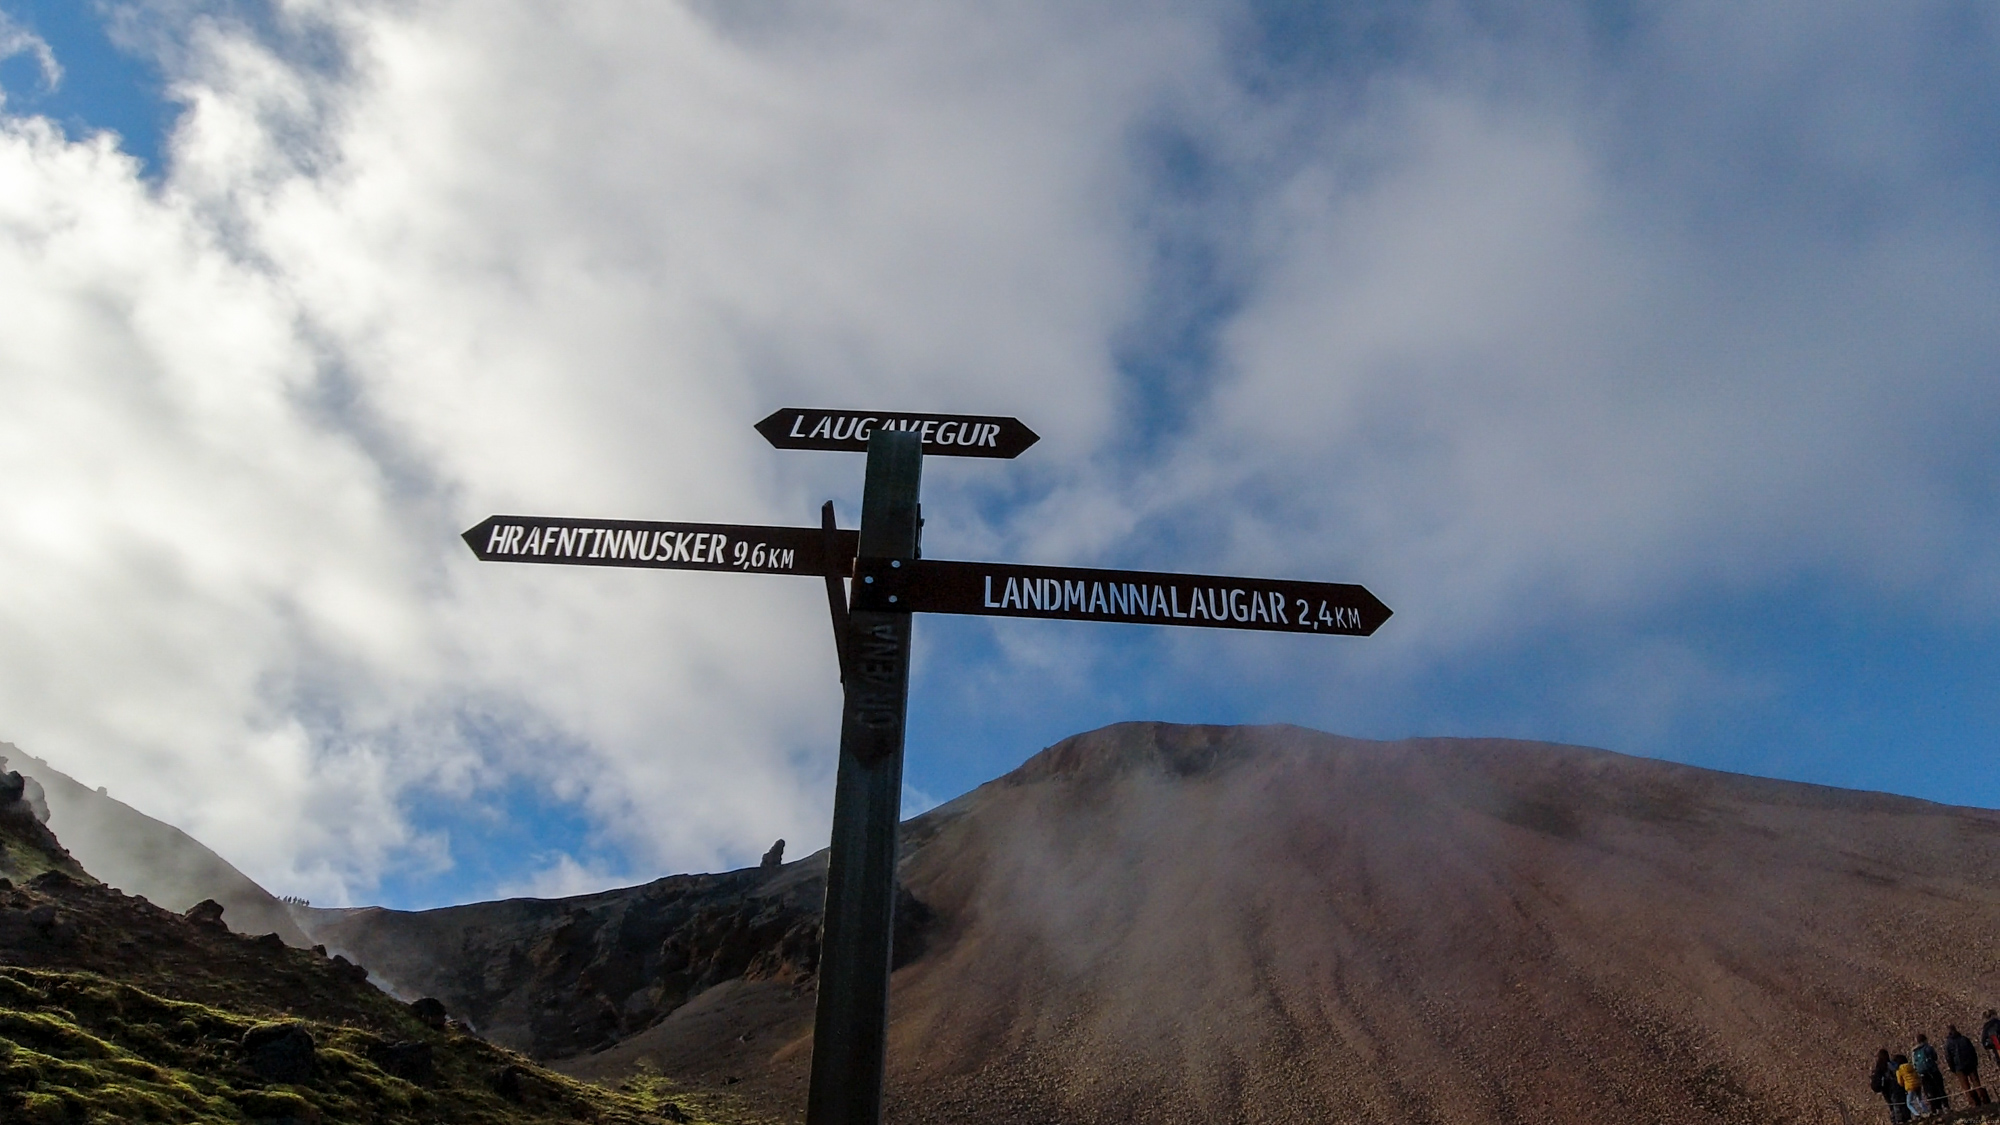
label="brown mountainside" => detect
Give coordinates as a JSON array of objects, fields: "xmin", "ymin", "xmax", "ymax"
[{"xmin": 302, "ymin": 724, "xmax": 2000, "ymax": 1124}]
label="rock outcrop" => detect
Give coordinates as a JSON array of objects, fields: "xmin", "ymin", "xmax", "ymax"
[
  {"xmin": 0, "ymin": 770, "xmax": 91, "ymax": 885},
  {"xmin": 294, "ymin": 854, "xmax": 851, "ymax": 1059}
]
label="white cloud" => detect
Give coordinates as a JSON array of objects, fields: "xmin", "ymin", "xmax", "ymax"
[
  {"xmin": 1, "ymin": 0, "xmax": 1996, "ymax": 904},
  {"xmin": 0, "ymin": 0, "xmax": 1231, "ymax": 902},
  {"xmin": 0, "ymin": 12, "xmax": 61, "ymax": 95},
  {"xmin": 493, "ymin": 852, "xmax": 634, "ymax": 903}
]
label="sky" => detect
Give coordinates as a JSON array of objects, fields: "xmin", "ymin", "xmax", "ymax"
[{"xmin": 0, "ymin": 0, "xmax": 1996, "ymax": 910}]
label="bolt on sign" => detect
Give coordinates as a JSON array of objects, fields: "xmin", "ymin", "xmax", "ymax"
[{"xmin": 460, "ymin": 408, "xmax": 1390, "ymax": 1125}]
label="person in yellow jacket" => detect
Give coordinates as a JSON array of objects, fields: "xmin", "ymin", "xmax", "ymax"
[{"xmin": 1899, "ymin": 1055, "xmax": 1931, "ymax": 1117}]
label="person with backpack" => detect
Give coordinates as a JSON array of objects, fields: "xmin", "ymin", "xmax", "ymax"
[
  {"xmin": 1913, "ymin": 1034, "xmax": 1951, "ymax": 1113},
  {"xmin": 1898, "ymin": 1053, "xmax": 1930, "ymax": 1117},
  {"xmin": 1875, "ymin": 1049, "xmax": 1912, "ymax": 1122},
  {"xmin": 1945, "ymin": 1025, "xmax": 1990, "ymax": 1107},
  {"xmin": 1983, "ymin": 1010, "xmax": 2000, "ymax": 1070}
]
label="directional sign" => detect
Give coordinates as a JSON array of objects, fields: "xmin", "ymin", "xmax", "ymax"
[
  {"xmin": 756, "ymin": 408, "xmax": 1039, "ymax": 459},
  {"xmin": 462, "ymin": 515, "xmax": 856, "ymax": 576},
  {"xmin": 849, "ymin": 558, "xmax": 1391, "ymax": 635},
  {"xmin": 463, "ymin": 411, "xmax": 1394, "ymax": 1125}
]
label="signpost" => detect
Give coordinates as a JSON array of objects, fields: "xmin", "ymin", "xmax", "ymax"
[{"xmin": 460, "ymin": 407, "xmax": 1391, "ymax": 1125}]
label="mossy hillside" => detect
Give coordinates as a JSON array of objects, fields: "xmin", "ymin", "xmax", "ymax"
[
  {"xmin": 0, "ymin": 804, "xmax": 92, "ymax": 886},
  {"xmin": 0, "ymin": 831, "xmax": 74, "ymax": 885},
  {"xmin": 0, "ymin": 966, "xmax": 751, "ymax": 1123},
  {"xmin": 0, "ymin": 870, "xmax": 412, "ymax": 1034}
]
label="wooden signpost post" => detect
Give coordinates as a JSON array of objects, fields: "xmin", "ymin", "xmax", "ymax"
[{"xmin": 461, "ymin": 408, "xmax": 1390, "ymax": 1125}]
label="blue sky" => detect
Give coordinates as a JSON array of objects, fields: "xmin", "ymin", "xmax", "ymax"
[{"xmin": 0, "ymin": 1, "xmax": 1995, "ymax": 910}]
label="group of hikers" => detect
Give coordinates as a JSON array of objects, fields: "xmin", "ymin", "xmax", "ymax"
[{"xmin": 1870, "ymin": 1012, "xmax": 2000, "ymax": 1120}]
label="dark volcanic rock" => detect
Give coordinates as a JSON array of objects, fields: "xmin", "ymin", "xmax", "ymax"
[
  {"xmin": 368, "ymin": 1038, "xmax": 435, "ymax": 1082},
  {"xmin": 493, "ymin": 1061, "xmax": 565, "ymax": 1106},
  {"xmin": 241, "ymin": 1021, "xmax": 315, "ymax": 1083},
  {"xmin": 184, "ymin": 898, "xmax": 227, "ymax": 927},
  {"xmin": 295, "ymin": 855, "xmax": 865, "ymax": 1059},
  {"xmin": 410, "ymin": 995, "xmax": 449, "ymax": 1029},
  {"xmin": 293, "ymin": 853, "xmax": 951, "ymax": 1064}
]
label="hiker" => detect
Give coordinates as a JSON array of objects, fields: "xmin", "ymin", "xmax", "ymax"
[
  {"xmin": 1913, "ymin": 1034, "xmax": 1951, "ymax": 1113},
  {"xmin": 1899, "ymin": 1054, "xmax": 1930, "ymax": 1117},
  {"xmin": 1876, "ymin": 1049, "xmax": 1912, "ymax": 1123},
  {"xmin": 1946, "ymin": 1025, "xmax": 1991, "ymax": 1107},
  {"xmin": 1984, "ymin": 1010, "xmax": 2000, "ymax": 1071}
]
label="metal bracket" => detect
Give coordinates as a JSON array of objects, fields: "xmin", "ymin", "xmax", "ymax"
[
  {"xmin": 821, "ymin": 501, "xmax": 853, "ymax": 683},
  {"xmin": 848, "ymin": 557, "xmax": 915, "ymax": 612}
]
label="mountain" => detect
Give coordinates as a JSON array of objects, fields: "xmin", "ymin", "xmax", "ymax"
[
  {"xmin": 0, "ymin": 742, "xmax": 311, "ymax": 946},
  {"xmin": 295, "ymin": 723, "xmax": 2000, "ymax": 1124}
]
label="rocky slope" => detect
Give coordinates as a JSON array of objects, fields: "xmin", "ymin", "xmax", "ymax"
[
  {"xmin": 301, "ymin": 723, "xmax": 2000, "ymax": 1124},
  {"xmin": 295, "ymin": 843, "xmax": 936, "ymax": 1060},
  {"xmin": 0, "ymin": 742, "xmax": 308, "ymax": 945},
  {"xmin": 0, "ymin": 775, "xmax": 743, "ymax": 1123}
]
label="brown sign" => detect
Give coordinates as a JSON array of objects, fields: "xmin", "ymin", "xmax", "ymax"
[
  {"xmin": 461, "ymin": 515, "xmax": 855, "ymax": 576},
  {"xmin": 756, "ymin": 408, "xmax": 1039, "ymax": 458},
  {"xmin": 849, "ymin": 558, "xmax": 1390, "ymax": 635}
]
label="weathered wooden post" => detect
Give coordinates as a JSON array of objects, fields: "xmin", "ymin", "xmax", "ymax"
[{"xmin": 806, "ymin": 428, "xmax": 921, "ymax": 1125}]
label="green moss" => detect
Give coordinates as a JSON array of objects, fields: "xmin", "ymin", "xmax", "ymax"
[
  {"xmin": 0, "ymin": 966, "xmax": 750, "ymax": 1123},
  {"xmin": 0, "ymin": 817, "xmax": 95, "ymax": 884},
  {"xmin": 612, "ymin": 1069, "xmax": 788, "ymax": 1125},
  {"xmin": 16, "ymin": 1090, "xmax": 68, "ymax": 1125}
]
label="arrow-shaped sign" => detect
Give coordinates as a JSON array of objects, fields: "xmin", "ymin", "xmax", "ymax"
[
  {"xmin": 462, "ymin": 515, "xmax": 856, "ymax": 576},
  {"xmin": 848, "ymin": 558, "xmax": 1391, "ymax": 636},
  {"xmin": 756, "ymin": 408, "xmax": 1039, "ymax": 459}
]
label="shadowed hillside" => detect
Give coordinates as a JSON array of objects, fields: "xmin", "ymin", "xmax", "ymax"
[
  {"xmin": 1, "ymin": 743, "xmax": 308, "ymax": 946},
  {"xmin": 301, "ymin": 724, "xmax": 2000, "ymax": 1124},
  {"xmin": 0, "ymin": 770, "xmax": 746, "ymax": 1124}
]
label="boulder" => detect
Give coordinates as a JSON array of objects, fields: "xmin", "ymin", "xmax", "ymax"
[
  {"xmin": 369, "ymin": 1040, "xmax": 434, "ymax": 1083},
  {"xmin": 184, "ymin": 899, "xmax": 228, "ymax": 928},
  {"xmin": 493, "ymin": 1062, "xmax": 559, "ymax": 1105},
  {"xmin": 241, "ymin": 1022, "xmax": 315, "ymax": 1084}
]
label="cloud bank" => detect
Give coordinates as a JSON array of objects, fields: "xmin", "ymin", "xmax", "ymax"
[{"xmin": 0, "ymin": 0, "xmax": 1994, "ymax": 903}]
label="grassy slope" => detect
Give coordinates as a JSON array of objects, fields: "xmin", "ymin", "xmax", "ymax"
[
  {"xmin": 0, "ymin": 805, "xmax": 770, "ymax": 1125},
  {"xmin": 0, "ymin": 965, "xmax": 756, "ymax": 1124},
  {"xmin": 0, "ymin": 806, "xmax": 92, "ymax": 887}
]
